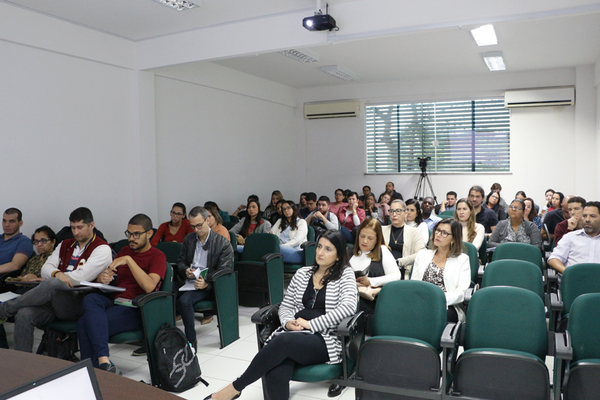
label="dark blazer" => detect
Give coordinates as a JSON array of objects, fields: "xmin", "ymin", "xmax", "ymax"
[{"xmin": 176, "ymin": 230, "xmax": 234, "ymax": 289}]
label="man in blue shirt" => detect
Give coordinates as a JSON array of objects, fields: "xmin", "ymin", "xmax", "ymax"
[{"xmin": 0, "ymin": 208, "xmax": 32, "ymax": 274}]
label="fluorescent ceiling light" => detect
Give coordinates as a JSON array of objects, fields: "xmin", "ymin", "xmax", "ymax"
[
  {"xmin": 483, "ymin": 51, "xmax": 506, "ymax": 71},
  {"xmin": 154, "ymin": 0, "xmax": 199, "ymax": 11},
  {"xmin": 320, "ymin": 65, "xmax": 360, "ymax": 81},
  {"xmin": 279, "ymin": 49, "xmax": 320, "ymax": 63},
  {"xmin": 471, "ymin": 24, "xmax": 498, "ymax": 46}
]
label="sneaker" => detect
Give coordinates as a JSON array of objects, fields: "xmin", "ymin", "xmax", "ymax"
[
  {"xmin": 99, "ymin": 361, "xmax": 122, "ymax": 375},
  {"xmin": 131, "ymin": 345, "xmax": 147, "ymax": 357},
  {"xmin": 201, "ymin": 316, "xmax": 214, "ymax": 325}
]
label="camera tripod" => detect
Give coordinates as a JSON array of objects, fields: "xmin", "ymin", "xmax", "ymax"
[{"xmin": 413, "ymin": 171, "xmax": 437, "ymax": 202}]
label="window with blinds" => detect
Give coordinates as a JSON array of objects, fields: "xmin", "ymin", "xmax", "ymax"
[{"xmin": 365, "ymin": 99, "xmax": 510, "ymax": 173}]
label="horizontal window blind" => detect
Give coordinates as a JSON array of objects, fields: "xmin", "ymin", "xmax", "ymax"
[{"xmin": 366, "ymin": 99, "xmax": 510, "ymax": 173}]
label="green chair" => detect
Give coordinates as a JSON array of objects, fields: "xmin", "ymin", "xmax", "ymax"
[
  {"xmin": 478, "ymin": 235, "xmax": 488, "ymax": 265},
  {"xmin": 555, "ymin": 293, "xmax": 600, "ymax": 400},
  {"xmin": 110, "ymin": 239, "xmax": 130, "ymax": 254},
  {"xmin": 193, "ymin": 269, "xmax": 239, "ymax": 348},
  {"xmin": 155, "ymin": 242, "xmax": 183, "ymax": 265},
  {"xmin": 448, "ymin": 286, "xmax": 552, "ymax": 400},
  {"xmin": 463, "ymin": 242, "xmax": 480, "ymax": 286},
  {"xmin": 223, "ymin": 221, "xmax": 236, "ymax": 230},
  {"xmin": 439, "ymin": 210, "xmax": 455, "ymax": 218},
  {"xmin": 344, "ymin": 280, "xmax": 455, "ymax": 399},
  {"xmin": 481, "ymin": 260, "xmax": 544, "ymax": 300},
  {"xmin": 283, "ymin": 225, "xmax": 316, "ymax": 274},
  {"xmin": 491, "ymin": 242, "xmax": 547, "ymax": 290},
  {"xmin": 552, "ymin": 263, "xmax": 600, "ymax": 332},
  {"xmin": 229, "ymin": 215, "xmax": 240, "ymax": 223},
  {"xmin": 234, "ymin": 233, "xmax": 283, "ymax": 307},
  {"xmin": 251, "ymin": 302, "xmax": 365, "ymax": 400}
]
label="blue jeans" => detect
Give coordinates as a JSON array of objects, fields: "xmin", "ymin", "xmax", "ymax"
[
  {"xmin": 280, "ymin": 246, "xmax": 304, "ymax": 264},
  {"xmin": 176, "ymin": 289, "xmax": 212, "ymax": 343},
  {"xmin": 340, "ymin": 226, "xmax": 356, "ymax": 245},
  {"xmin": 77, "ymin": 293, "xmax": 142, "ymax": 367}
]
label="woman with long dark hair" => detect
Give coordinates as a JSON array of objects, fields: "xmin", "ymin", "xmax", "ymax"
[
  {"xmin": 204, "ymin": 230, "xmax": 357, "ymax": 400},
  {"xmin": 454, "ymin": 199, "xmax": 485, "ymax": 250},
  {"xmin": 485, "ymin": 190, "xmax": 507, "ymax": 221},
  {"xmin": 405, "ymin": 198, "xmax": 430, "ymax": 245},
  {"xmin": 270, "ymin": 200, "xmax": 308, "ymax": 263},
  {"xmin": 329, "ymin": 188, "xmax": 347, "ymax": 215},
  {"xmin": 151, "ymin": 202, "xmax": 192, "ymax": 246},
  {"xmin": 229, "ymin": 199, "xmax": 271, "ymax": 247}
]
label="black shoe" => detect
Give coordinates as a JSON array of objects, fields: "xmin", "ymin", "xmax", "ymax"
[
  {"xmin": 203, "ymin": 392, "xmax": 241, "ymax": 400},
  {"xmin": 131, "ymin": 345, "xmax": 147, "ymax": 356},
  {"xmin": 327, "ymin": 384, "xmax": 344, "ymax": 397},
  {"xmin": 99, "ymin": 361, "xmax": 122, "ymax": 375}
]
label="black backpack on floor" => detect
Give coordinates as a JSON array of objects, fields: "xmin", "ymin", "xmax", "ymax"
[{"xmin": 153, "ymin": 323, "xmax": 208, "ymax": 392}]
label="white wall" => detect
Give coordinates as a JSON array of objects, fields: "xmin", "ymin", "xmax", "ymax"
[
  {"xmin": 0, "ymin": 39, "xmax": 139, "ymax": 242},
  {"xmin": 297, "ymin": 67, "xmax": 598, "ymax": 207},
  {"xmin": 152, "ymin": 64, "xmax": 301, "ymax": 216}
]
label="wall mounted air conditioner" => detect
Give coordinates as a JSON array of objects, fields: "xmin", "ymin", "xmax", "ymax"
[
  {"xmin": 504, "ymin": 87, "xmax": 575, "ymax": 108},
  {"xmin": 304, "ymin": 100, "xmax": 361, "ymax": 119}
]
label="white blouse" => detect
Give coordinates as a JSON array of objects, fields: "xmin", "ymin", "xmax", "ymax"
[{"xmin": 350, "ymin": 245, "xmax": 400, "ymax": 287}]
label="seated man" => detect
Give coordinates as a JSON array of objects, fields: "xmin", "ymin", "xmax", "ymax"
[
  {"xmin": 548, "ymin": 201, "xmax": 600, "ymax": 276},
  {"xmin": 299, "ymin": 192, "xmax": 317, "ymax": 219},
  {"xmin": 305, "ymin": 195, "xmax": 339, "ymax": 238},
  {"xmin": 176, "ymin": 206, "xmax": 234, "ymax": 350},
  {"xmin": 0, "ymin": 207, "xmax": 111, "ymax": 352},
  {"xmin": 554, "ymin": 196, "xmax": 586, "ymax": 245},
  {"xmin": 358, "ymin": 185, "xmax": 372, "ymax": 206},
  {"xmin": 77, "ymin": 214, "xmax": 166, "ymax": 374},
  {"xmin": 421, "ymin": 197, "xmax": 441, "ymax": 230},
  {"xmin": 336, "ymin": 192, "xmax": 366, "ymax": 244},
  {"xmin": 469, "ymin": 186, "xmax": 498, "ymax": 233},
  {"xmin": 437, "ymin": 191, "xmax": 457, "ymax": 214},
  {"xmin": 0, "ymin": 208, "xmax": 32, "ymax": 275}
]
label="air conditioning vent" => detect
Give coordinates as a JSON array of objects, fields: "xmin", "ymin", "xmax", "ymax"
[
  {"xmin": 304, "ymin": 100, "xmax": 361, "ymax": 119},
  {"xmin": 505, "ymin": 87, "xmax": 575, "ymax": 108}
]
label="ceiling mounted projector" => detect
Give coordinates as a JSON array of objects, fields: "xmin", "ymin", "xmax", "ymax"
[{"xmin": 303, "ymin": 14, "xmax": 337, "ymax": 31}]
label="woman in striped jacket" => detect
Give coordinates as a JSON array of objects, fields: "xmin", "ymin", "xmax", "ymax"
[{"xmin": 205, "ymin": 230, "xmax": 357, "ymax": 400}]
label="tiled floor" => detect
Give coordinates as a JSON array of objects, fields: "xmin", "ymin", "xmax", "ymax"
[{"xmin": 2, "ymin": 306, "xmax": 355, "ymax": 400}]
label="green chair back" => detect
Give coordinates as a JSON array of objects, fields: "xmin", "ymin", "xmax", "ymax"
[
  {"xmin": 439, "ymin": 210, "xmax": 455, "ymax": 218},
  {"xmin": 229, "ymin": 215, "xmax": 240, "ymax": 223},
  {"xmin": 481, "ymin": 260, "xmax": 544, "ymax": 301},
  {"xmin": 492, "ymin": 242, "xmax": 543, "ymax": 271},
  {"xmin": 155, "ymin": 242, "xmax": 183, "ymax": 265},
  {"xmin": 223, "ymin": 221, "xmax": 236, "ymax": 230},
  {"xmin": 568, "ymin": 293, "xmax": 600, "ymax": 362},
  {"xmin": 560, "ymin": 263, "xmax": 600, "ymax": 317},
  {"xmin": 465, "ymin": 286, "xmax": 547, "ymax": 361},
  {"xmin": 463, "ymin": 242, "xmax": 479, "ymax": 285},
  {"xmin": 160, "ymin": 262, "xmax": 173, "ymax": 293},
  {"xmin": 372, "ymin": 280, "xmax": 447, "ymax": 352},
  {"xmin": 478, "ymin": 235, "xmax": 488, "ymax": 265},
  {"xmin": 240, "ymin": 233, "xmax": 280, "ymax": 261},
  {"xmin": 307, "ymin": 225, "xmax": 315, "ymax": 242},
  {"xmin": 111, "ymin": 239, "xmax": 129, "ymax": 254}
]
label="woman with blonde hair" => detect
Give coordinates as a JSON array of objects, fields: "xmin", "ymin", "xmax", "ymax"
[
  {"xmin": 350, "ymin": 218, "xmax": 400, "ymax": 314},
  {"xmin": 454, "ymin": 198, "xmax": 485, "ymax": 250}
]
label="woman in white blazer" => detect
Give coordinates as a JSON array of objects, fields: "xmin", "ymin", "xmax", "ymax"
[
  {"xmin": 270, "ymin": 200, "xmax": 308, "ymax": 263},
  {"xmin": 381, "ymin": 199, "xmax": 426, "ymax": 279},
  {"xmin": 411, "ymin": 218, "xmax": 471, "ymax": 322}
]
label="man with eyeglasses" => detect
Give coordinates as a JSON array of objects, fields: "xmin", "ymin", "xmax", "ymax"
[
  {"xmin": 0, "ymin": 207, "xmax": 32, "ymax": 274},
  {"xmin": 0, "ymin": 207, "xmax": 111, "ymax": 352},
  {"xmin": 554, "ymin": 196, "xmax": 586, "ymax": 245},
  {"xmin": 76, "ymin": 213, "xmax": 166, "ymax": 374},
  {"xmin": 175, "ymin": 206, "xmax": 234, "ymax": 350},
  {"xmin": 381, "ymin": 200, "xmax": 425, "ymax": 279}
]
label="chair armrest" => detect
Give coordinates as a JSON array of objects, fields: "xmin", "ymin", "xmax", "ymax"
[
  {"xmin": 336, "ymin": 312, "xmax": 365, "ymax": 337},
  {"xmin": 132, "ymin": 291, "xmax": 172, "ymax": 308},
  {"xmin": 261, "ymin": 253, "xmax": 283, "ymax": 263},
  {"xmin": 209, "ymin": 268, "xmax": 234, "ymax": 282},
  {"xmin": 301, "ymin": 241, "xmax": 316, "ymax": 250},
  {"xmin": 547, "ymin": 268, "xmax": 558, "ymax": 283},
  {"xmin": 553, "ymin": 331, "xmax": 572, "ymax": 360},
  {"xmin": 550, "ymin": 291, "xmax": 563, "ymax": 312},
  {"xmin": 464, "ymin": 284, "xmax": 478, "ymax": 305},
  {"xmin": 441, "ymin": 322, "xmax": 462, "ymax": 349},
  {"xmin": 251, "ymin": 303, "xmax": 281, "ymax": 325},
  {"xmin": 336, "ymin": 312, "xmax": 365, "ymax": 363},
  {"xmin": 441, "ymin": 322, "xmax": 462, "ymax": 380},
  {"xmin": 477, "ymin": 264, "xmax": 485, "ymax": 280}
]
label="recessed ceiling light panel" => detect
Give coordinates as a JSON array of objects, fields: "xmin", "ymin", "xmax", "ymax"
[
  {"xmin": 320, "ymin": 65, "xmax": 360, "ymax": 81},
  {"xmin": 471, "ymin": 24, "xmax": 498, "ymax": 46},
  {"xmin": 483, "ymin": 51, "xmax": 506, "ymax": 71},
  {"xmin": 279, "ymin": 49, "xmax": 320, "ymax": 63},
  {"xmin": 154, "ymin": 0, "xmax": 200, "ymax": 11}
]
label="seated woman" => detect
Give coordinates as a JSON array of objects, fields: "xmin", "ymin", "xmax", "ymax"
[
  {"xmin": 543, "ymin": 189, "xmax": 555, "ymax": 214},
  {"xmin": 205, "ymin": 230, "xmax": 357, "ymax": 400},
  {"xmin": 515, "ymin": 190, "xmax": 527, "ymax": 201},
  {"xmin": 204, "ymin": 204, "xmax": 230, "ymax": 241},
  {"xmin": 454, "ymin": 199, "xmax": 485, "ymax": 250},
  {"xmin": 411, "ymin": 218, "xmax": 471, "ymax": 322},
  {"xmin": 264, "ymin": 190, "xmax": 284, "ymax": 222},
  {"xmin": 351, "ymin": 218, "xmax": 400, "ymax": 314},
  {"xmin": 550, "ymin": 191, "xmax": 564, "ymax": 213},
  {"xmin": 405, "ymin": 199, "xmax": 430, "ymax": 245},
  {"xmin": 298, "ymin": 192, "xmax": 308, "ymax": 210},
  {"xmin": 7, "ymin": 226, "xmax": 57, "ymax": 294},
  {"xmin": 485, "ymin": 190, "xmax": 507, "ymax": 221},
  {"xmin": 229, "ymin": 199, "xmax": 272, "ymax": 251},
  {"xmin": 381, "ymin": 200, "xmax": 425, "ymax": 278},
  {"xmin": 329, "ymin": 188, "xmax": 347, "ymax": 215},
  {"xmin": 363, "ymin": 193, "xmax": 383, "ymax": 224},
  {"xmin": 151, "ymin": 202, "xmax": 193, "ymax": 246},
  {"xmin": 524, "ymin": 197, "xmax": 543, "ymax": 230},
  {"xmin": 269, "ymin": 199, "xmax": 285, "ymax": 225},
  {"xmin": 204, "ymin": 201, "xmax": 230, "ymax": 223},
  {"xmin": 270, "ymin": 201, "xmax": 308, "ymax": 264},
  {"xmin": 488, "ymin": 199, "xmax": 543, "ymax": 252}
]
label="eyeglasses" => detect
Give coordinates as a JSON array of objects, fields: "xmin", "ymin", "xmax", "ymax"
[
  {"xmin": 434, "ymin": 229, "xmax": 452, "ymax": 238},
  {"xmin": 170, "ymin": 211, "xmax": 185, "ymax": 217},
  {"xmin": 389, "ymin": 209, "xmax": 406, "ymax": 215},
  {"xmin": 124, "ymin": 230, "xmax": 150, "ymax": 239},
  {"xmin": 509, "ymin": 206, "xmax": 523, "ymax": 211},
  {"xmin": 282, "ymin": 206, "xmax": 292, "ymax": 212},
  {"xmin": 32, "ymin": 238, "xmax": 51, "ymax": 245},
  {"xmin": 190, "ymin": 220, "xmax": 206, "ymax": 230}
]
